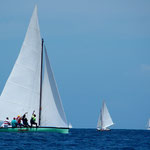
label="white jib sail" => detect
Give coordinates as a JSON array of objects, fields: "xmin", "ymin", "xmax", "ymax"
[
  {"xmin": 0, "ymin": 6, "xmax": 41, "ymax": 123},
  {"xmin": 97, "ymin": 101, "xmax": 113, "ymax": 129},
  {"xmin": 41, "ymin": 48, "xmax": 68, "ymax": 127}
]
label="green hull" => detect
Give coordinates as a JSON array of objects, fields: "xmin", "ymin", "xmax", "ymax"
[{"xmin": 0, "ymin": 127, "xmax": 69, "ymax": 134}]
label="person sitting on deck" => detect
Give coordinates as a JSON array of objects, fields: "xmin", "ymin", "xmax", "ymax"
[
  {"xmin": 30, "ymin": 111, "xmax": 37, "ymax": 127},
  {"xmin": 11, "ymin": 117, "xmax": 17, "ymax": 128},
  {"xmin": 16, "ymin": 115, "xmax": 23, "ymax": 127},
  {"xmin": 1, "ymin": 117, "xmax": 11, "ymax": 128},
  {"xmin": 22, "ymin": 112, "xmax": 29, "ymax": 127}
]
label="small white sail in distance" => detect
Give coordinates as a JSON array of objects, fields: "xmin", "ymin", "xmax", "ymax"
[
  {"xmin": 69, "ymin": 123, "xmax": 73, "ymax": 128},
  {"xmin": 97, "ymin": 101, "xmax": 114, "ymax": 130},
  {"xmin": 147, "ymin": 118, "xmax": 150, "ymax": 129}
]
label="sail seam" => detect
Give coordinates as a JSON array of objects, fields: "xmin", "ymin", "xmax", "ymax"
[
  {"xmin": 15, "ymin": 63, "xmax": 37, "ymax": 72},
  {"xmin": 0, "ymin": 100, "xmax": 33, "ymax": 107},
  {"xmin": 22, "ymin": 43, "xmax": 41, "ymax": 55},
  {"xmin": 7, "ymin": 81, "xmax": 40, "ymax": 94}
]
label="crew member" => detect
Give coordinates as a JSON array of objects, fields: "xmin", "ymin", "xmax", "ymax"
[
  {"xmin": 22, "ymin": 112, "xmax": 29, "ymax": 127},
  {"xmin": 11, "ymin": 117, "xmax": 17, "ymax": 128},
  {"xmin": 30, "ymin": 111, "xmax": 37, "ymax": 127},
  {"xmin": 1, "ymin": 117, "xmax": 11, "ymax": 128}
]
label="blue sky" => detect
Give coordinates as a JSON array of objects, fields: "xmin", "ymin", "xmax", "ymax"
[{"xmin": 0, "ymin": 0, "xmax": 150, "ymax": 129}]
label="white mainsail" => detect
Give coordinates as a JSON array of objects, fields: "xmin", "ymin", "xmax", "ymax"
[
  {"xmin": 0, "ymin": 6, "xmax": 41, "ymax": 123},
  {"xmin": 41, "ymin": 48, "xmax": 68, "ymax": 127},
  {"xmin": 0, "ymin": 6, "xmax": 68, "ymax": 128},
  {"xmin": 97, "ymin": 101, "xmax": 114, "ymax": 130}
]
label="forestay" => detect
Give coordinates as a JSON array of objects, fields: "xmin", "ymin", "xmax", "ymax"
[{"xmin": 0, "ymin": 6, "xmax": 41, "ymax": 123}]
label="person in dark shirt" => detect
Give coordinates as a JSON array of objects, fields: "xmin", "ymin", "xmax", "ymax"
[{"xmin": 22, "ymin": 112, "xmax": 29, "ymax": 127}]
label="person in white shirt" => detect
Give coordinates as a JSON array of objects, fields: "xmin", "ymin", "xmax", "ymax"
[{"xmin": 1, "ymin": 117, "xmax": 11, "ymax": 128}]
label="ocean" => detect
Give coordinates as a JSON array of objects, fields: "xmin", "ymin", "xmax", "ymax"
[{"xmin": 0, "ymin": 129, "xmax": 149, "ymax": 150}]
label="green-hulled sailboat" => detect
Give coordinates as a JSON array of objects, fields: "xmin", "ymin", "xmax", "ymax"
[{"xmin": 0, "ymin": 6, "xmax": 69, "ymax": 133}]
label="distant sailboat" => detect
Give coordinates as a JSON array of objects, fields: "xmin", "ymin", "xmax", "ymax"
[
  {"xmin": 97, "ymin": 101, "xmax": 114, "ymax": 131},
  {"xmin": 69, "ymin": 123, "xmax": 73, "ymax": 129},
  {"xmin": 147, "ymin": 119, "xmax": 150, "ymax": 130},
  {"xmin": 0, "ymin": 6, "xmax": 69, "ymax": 133}
]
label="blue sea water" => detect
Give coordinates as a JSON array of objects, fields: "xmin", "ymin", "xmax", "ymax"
[{"xmin": 0, "ymin": 129, "xmax": 150, "ymax": 150}]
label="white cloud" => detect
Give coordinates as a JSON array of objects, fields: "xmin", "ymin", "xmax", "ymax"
[{"xmin": 140, "ymin": 64, "xmax": 150, "ymax": 72}]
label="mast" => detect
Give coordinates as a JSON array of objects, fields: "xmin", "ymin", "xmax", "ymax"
[{"xmin": 39, "ymin": 38, "xmax": 44, "ymax": 126}]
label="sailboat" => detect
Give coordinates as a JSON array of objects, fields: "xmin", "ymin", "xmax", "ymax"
[
  {"xmin": 97, "ymin": 101, "xmax": 114, "ymax": 131},
  {"xmin": 147, "ymin": 119, "xmax": 150, "ymax": 130},
  {"xmin": 0, "ymin": 6, "xmax": 69, "ymax": 133},
  {"xmin": 69, "ymin": 123, "xmax": 73, "ymax": 129}
]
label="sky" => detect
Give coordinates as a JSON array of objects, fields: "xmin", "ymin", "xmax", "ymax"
[{"xmin": 0, "ymin": 0, "xmax": 150, "ymax": 129}]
